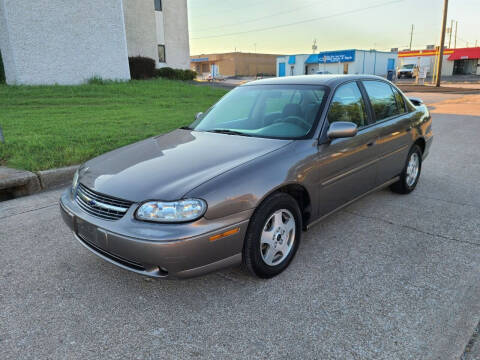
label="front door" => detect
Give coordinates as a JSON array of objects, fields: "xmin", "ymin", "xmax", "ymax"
[
  {"xmin": 314, "ymin": 81, "xmax": 378, "ymax": 217},
  {"xmin": 387, "ymin": 58, "xmax": 395, "ymax": 71},
  {"xmin": 278, "ymin": 63, "xmax": 286, "ymax": 77}
]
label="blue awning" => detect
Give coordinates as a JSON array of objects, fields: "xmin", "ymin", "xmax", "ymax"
[
  {"xmin": 288, "ymin": 55, "xmax": 296, "ymax": 64},
  {"xmin": 305, "ymin": 54, "xmax": 319, "ymax": 64}
]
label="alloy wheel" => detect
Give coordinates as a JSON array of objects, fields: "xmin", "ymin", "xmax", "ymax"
[
  {"xmin": 260, "ymin": 209, "xmax": 296, "ymax": 266},
  {"xmin": 406, "ymin": 152, "xmax": 420, "ymax": 187}
]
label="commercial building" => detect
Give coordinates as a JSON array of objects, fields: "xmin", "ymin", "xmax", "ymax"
[
  {"xmin": 398, "ymin": 47, "xmax": 480, "ymax": 76},
  {"xmin": 277, "ymin": 49, "xmax": 398, "ymax": 77},
  {"xmin": 191, "ymin": 52, "xmax": 279, "ymax": 78},
  {"xmin": 0, "ymin": 0, "xmax": 190, "ymax": 85}
]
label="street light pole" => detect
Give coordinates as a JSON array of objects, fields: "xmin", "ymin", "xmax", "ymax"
[{"xmin": 435, "ymin": 0, "xmax": 449, "ymax": 87}]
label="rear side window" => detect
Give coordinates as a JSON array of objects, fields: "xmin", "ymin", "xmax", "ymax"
[
  {"xmin": 327, "ymin": 82, "xmax": 367, "ymax": 128},
  {"xmin": 363, "ymin": 81, "xmax": 400, "ymax": 121},
  {"xmin": 392, "ymin": 86, "xmax": 406, "ymax": 114}
]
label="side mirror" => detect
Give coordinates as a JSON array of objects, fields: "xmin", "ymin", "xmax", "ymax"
[
  {"xmin": 327, "ymin": 121, "xmax": 358, "ymax": 139},
  {"xmin": 195, "ymin": 112, "xmax": 204, "ymax": 121}
]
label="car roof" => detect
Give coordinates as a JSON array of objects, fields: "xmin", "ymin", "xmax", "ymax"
[{"xmin": 242, "ymin": 74, "xmax": 388, "ymax": 88}]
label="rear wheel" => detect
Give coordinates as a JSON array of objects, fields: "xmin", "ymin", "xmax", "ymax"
[
  {"xmin": 242, "ymin": 193, "xmax": 302, "ymax": 278},
  {"xmin": 391, "ymin": 145, "xmax": 422, "ymax": 194}
]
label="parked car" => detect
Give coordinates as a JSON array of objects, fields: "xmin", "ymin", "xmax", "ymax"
[
  {"xmin": 316, "ymin": 70, "xmax": 332, "ymax": 75},
  {"xmin": 60, "ymin": 75, "xmax": 433, "ymax": 279},
  {"xmin": 397, "ymin": 64, "xmax": 417, "ymax": 78}
]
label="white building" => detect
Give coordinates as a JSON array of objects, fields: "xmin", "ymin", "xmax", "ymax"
[
  {"xmin": 277, "ymin": 49, "xmax": 398, "ymax": 77},
  {"xmin": 399, "ymin": 47, "xmax": 480, "ymax": 76},
  {"xmin": 0, "ymin": 0, "xmax": 190, "ymax": 85}
]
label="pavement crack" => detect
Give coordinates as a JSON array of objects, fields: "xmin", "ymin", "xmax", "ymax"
[
  {"xmin": 341, "ymin": 209, "xmax": 480, "ymax": 248},
  {"xmin": 0, "ymin": 203, "xmax": 58, "ymax": 220},
  {"xmin": 461, "ymin": 320, "xmax": 480, "ymax": 360}
]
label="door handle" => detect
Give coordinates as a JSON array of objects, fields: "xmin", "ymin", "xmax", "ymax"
[{"xmin": 367, "ymin": 141, "xmax": 376, "ymax": 147}]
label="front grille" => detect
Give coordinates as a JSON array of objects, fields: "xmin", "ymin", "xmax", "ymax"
[
  {"xmin": 77, "ymin": 233, "xmax": 146, "ymax": 271},
  {"xmin": 75, "ymin": 183, "xmax": 132, "ymax": 220}
]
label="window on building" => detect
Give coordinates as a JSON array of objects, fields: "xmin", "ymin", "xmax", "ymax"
[
  {"xmin": 363, "ymin": 81, "xmax": 400, "ymax": 121},
  {"xmin": 158, "ymin": 45, "xmax": 166, "ymax": 63},
  {"xmin": 327, "ymin": 82, "xmax": 367, "ymax": 128},
  {"xmin": 154, "ymin": 0, "xmax": 162, "ymax": 11}
]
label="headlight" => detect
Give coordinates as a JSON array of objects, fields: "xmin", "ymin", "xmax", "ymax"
[
  {"xmin": 135, "ymin": 199, "xmax": 207, "ymax": 223},
  {"xmin": 71, "ymin": 169, "xmax": 80, "ymax": 196}
]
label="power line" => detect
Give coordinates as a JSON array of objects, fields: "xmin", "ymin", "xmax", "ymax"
[
  {"xmin": 192, "ymin": 0, "xmax": 324, "ymax": 33},
  {"xmin": 191, "ymin": 0, "xmax": 404, "ymax": 40}
]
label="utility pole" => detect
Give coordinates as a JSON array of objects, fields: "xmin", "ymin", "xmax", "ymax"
[
  {"xmin": 435, "ymin": 0, "xmax": 449, "ymax": 87},
  {"xmin": 454, "ymin": 20, "xmax": 458, "ymax": 48},
  {"xmin": 409, "ymin": 24, "xmax": 414, "ymax": 50},
  {"xmin": 448, "ymin": 19, "xmax": 453, "ymax": 48}
]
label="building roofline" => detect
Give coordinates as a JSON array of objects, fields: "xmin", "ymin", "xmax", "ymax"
[{"xmin": 191, "ymin": 52, "xmax": 284, "ymax": 57}]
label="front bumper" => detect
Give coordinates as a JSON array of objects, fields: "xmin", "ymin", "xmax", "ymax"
[{"xmin": 60, "ymin": 190, "xmax": 251, "ymax": 279}]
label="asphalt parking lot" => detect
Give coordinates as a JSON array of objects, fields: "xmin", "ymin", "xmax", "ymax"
[{"xmin": 1, "ymin": 94, "xmax": 480, "ymax": 359}]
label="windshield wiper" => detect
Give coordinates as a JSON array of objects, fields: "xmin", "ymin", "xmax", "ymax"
[
  {"xmin": 179, "ymin": 126, "xmax": 192, "ymax": 130},
  {"xmin": 207, "ymin": 129, "xmax": 252, "ymax": 137}
]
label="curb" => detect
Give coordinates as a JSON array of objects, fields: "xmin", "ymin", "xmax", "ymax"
[
  {"xmin": 37, "ymin": 165, "xmax": 79, "ymax": 190},
  {"xmin": 0, "ymin": 165, "xmax": 79, "ymax": 200}
]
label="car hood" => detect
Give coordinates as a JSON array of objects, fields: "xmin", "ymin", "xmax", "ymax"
[{"xmin": 79, "ymin": 129, "xmax": 291, "ymax": 202}]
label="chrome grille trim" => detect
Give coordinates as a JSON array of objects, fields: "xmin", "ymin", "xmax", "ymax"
[{"xmin": 75, "ymin": 184, "xmax": 132, "ymax": 220}]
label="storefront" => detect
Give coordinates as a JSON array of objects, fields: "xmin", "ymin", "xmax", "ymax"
[
  {"xmin": 448, "ymin": 48, "xmax": 480, "ymax": 75},
  {"xmin": 398, "ymin": 47, "xmax": 480, "ymax": 76},
  {"xmin": 277, "ymin": 49, "xmax": 397, "ymax": 77}
]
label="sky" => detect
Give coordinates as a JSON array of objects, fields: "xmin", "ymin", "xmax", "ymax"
[{"xmin": 188, "ymin": 0, "xmax": 480, "ymax": 55}]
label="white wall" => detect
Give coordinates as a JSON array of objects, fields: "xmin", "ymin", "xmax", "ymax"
[
  {"xmin": 162, "ymin": 0, "xmax": 190, "ymax": 69},
  {"xmin": 277, "ymin": 55, "xmax": 309, "ymax": 76},
  {"xmin": 399, "ymin": 55, "xmax": 454, "ymax": 76},
  {"xmin": 123, "ymin": 0, "xmax": 158, "ymax": 62},
  {"xmin": 352, "ymin": 51, "xmax": 398, "ymax": 76},
  {"xmin": 0, "ymin": 0, "xmax": 130, "ymax": 85}
]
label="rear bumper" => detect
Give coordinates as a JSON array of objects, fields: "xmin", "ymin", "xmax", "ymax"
[{"xmin": 60, "ymin": 190, "xmax": 251, "ymax": 279}]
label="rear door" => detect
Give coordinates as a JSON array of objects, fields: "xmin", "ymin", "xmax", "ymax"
[
  {"xmin": 361, "ymin": 80, "xmax": 413, "ymax": 185},
  {"xmin": 314, "ymin": 81, "xmax": 379, "ymax": 216}
]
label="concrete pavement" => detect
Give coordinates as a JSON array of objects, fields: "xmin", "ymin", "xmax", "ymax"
[{"xmin": 1, "ymin": 101, "xmax": 479, "ymax": 359}]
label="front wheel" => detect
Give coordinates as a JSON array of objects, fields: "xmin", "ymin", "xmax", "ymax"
[
  {"xmin": 391, "ymin": 145, "xmax": 422, "ymax": 194},
  {"xmin": 242, "ymin": 193, "xmax": 302, "ymax": 278}
]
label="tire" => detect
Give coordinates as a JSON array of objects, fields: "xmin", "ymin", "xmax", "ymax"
[
  {"xmin": 391, "ymin": 145, "xmax": 422, "ymax": 194},
  {"xmin": 242, "ymin": 192, "xmax": 302, "ymax": 279}
]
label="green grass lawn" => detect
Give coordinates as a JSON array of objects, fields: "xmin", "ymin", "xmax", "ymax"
[{"xmin": 0, "ymin": 80, "xmax": 227, "ymax": 172}]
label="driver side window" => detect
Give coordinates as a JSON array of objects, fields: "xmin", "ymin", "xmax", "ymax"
[{"xmin": 327, "ymin": 82, "xmax": 367, "ymax": 128}]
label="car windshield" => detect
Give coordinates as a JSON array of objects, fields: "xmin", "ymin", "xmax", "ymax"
[
  {"xmin": 190, "ymin": 85, "xmax": 328, "ymax": 139},
  {"xmin": 402, "ymin": 64, "xmax": 415, "ymax": 69}
]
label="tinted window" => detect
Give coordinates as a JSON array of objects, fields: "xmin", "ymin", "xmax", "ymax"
[
  {"xmin": 154, "ymin": 0, "xmax": 162, "ymax": 11},
  {"xmin": 363, "ymin": 81, "xmax": 399, "ymax": 121},
  {"xmin": 392, "ymin": 86, "xmax": 406, "ymax": 114},
  {"xmin": 327, "ymin": 82, "xmax": 367, "ymax": 128}
]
